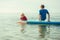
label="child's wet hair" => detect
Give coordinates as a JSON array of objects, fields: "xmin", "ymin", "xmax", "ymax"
[
  {"xmin": 21, "ymin": 13, "xmax": 24, "ymax": 16},
  {"xmin": 41, "ymin": 5, "xmax": 45, "ymax": 8}
]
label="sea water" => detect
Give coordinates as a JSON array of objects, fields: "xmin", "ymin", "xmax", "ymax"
[{"xmin": 0, "ymin": 13, "xmax": 60, "ymax": 40}]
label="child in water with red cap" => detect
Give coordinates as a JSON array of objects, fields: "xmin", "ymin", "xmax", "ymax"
[
  {"xmin": 20, "ymin": 13, "xmax": 27, "ymax": 21},
  {"xmin": 18, "ymin": 13, "xmax": 27, "ymax": 32}
]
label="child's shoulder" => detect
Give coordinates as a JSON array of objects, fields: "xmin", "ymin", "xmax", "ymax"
[
  {"xmin": 41, "ymin": 9, "xmax": 48, "ymax": 11},
  {"xmin": 44, "ymin": 9, "xmax": 48, "ymax": 10},
  {"xmin": 40, "ymin": 8, "xmax": 47, "ymax": 10}
]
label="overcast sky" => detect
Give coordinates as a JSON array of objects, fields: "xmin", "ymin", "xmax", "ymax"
[{"xmin": 0, "ymin": 0, "xmax": 60, "ymax": 14}]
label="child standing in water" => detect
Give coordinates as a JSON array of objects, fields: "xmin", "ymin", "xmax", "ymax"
[
  {"xmin": 38, "ymin": 5, "xmax": 50, "ymax": 38},
  {"xmin": 18, "ymin": 13, "xmax": 27, "ymax": 32},
  {"xmin": 20, "ymin": 13, "xmax": 27, "ymax": 21}
]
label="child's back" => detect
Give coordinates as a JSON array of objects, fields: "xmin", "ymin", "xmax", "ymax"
[
  {"xmin": 39, "ymin": 9, "xmax": 49, "ymax": 20},
  {"xmin": 39, "ymin": 5, "xmax": 50, "ymax": 21},
  {"xmin": 20, "ymin": 13, "xmax": 27, "ymax": 21}
]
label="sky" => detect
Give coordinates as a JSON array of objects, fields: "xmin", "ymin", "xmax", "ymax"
[{"xmin": 0, "ymin": 0, "xmax": 60, "ymax": 14}]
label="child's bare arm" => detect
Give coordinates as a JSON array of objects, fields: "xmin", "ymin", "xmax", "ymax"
[
  {"xmin": 47, "ymin": 13, "xmax": 50, "ymax": 22},
  {"xmin": 38, "ymin": 14, "xmax": 41, "ymax": 20},
  {"xmin": 17, "ymin": 21, "xmax": 27, "ymax": 25}
]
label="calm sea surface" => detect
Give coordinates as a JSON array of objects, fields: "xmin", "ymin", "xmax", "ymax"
[{"xmin": 0, "ymin": 13, "xmax": 60, "ymax": 40}]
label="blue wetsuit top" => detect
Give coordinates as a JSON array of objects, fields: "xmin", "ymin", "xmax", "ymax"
[{"xmin": 39, "ymin": 9, "xmax": 49, "ymax": 20}]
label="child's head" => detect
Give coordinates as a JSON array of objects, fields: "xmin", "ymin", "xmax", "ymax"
[
  {"xmin": 21, "ymin": 13, "xmax": 25, "ymax": 16},
  {"xmin": 40, "ymin": 5, "xmax": 45, "ymax": 9}
]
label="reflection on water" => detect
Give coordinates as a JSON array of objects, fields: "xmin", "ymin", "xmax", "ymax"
[
  {"xmin": 0, "ymin": 23, "xmax": 60, "ymax": 40},
  {"xmin": 38, "ymin": 25, "xmax": 47, "ymax": 38}
]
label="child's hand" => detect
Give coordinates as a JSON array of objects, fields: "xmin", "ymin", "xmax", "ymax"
[{"xmin": 17, "ymin": 21, "xmax": 26, "ymax": 25}]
